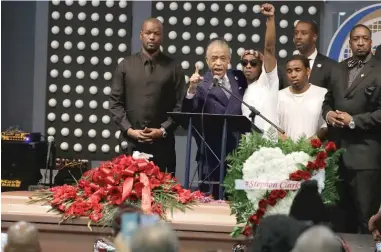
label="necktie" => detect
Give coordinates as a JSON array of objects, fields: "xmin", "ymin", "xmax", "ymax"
[
  {"xmin": 145, "ymin": 60, "xmax": 153, "ymax": 76},
  {"xmin": 308, "ymin": 58, "xmax": 313, "ymax": 68},
  {"xmin": 221, "ymin": 78, "xmax": 231, "ymax": 99},
  {"xmin": 347, "ymin": 58, "xmax": 364, "ymax": 69}
]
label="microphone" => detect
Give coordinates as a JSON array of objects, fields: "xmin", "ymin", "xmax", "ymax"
[
  {"xmin": 209, "ymin": 76, "xmax": 219, "ymax": 91},
  {"xmin": 43, "ymin": 136, "xmax": 55, "ymax": 186}
]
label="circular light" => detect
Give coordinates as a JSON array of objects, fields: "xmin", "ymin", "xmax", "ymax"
[
  {"xmin": 50, "ymin": 55, "xmax": 59, "ymax": 63},
  {"xmin": 74, "ymin": 128, "xmax": 83, "ymax": 137},
  {"xmin": 91, "ymin": 28, "xmax": 99, "ymax": 36},
  {"xmin": 73, "ymin": 143, "xmax": 82, "ymax": 152},
  {"xmin": 47, "ymin": 127, "xmax": 56, "ymax": 136},
  {"xmin": 210, "ymin": 17, "xmax": 219, "ymax": 26},
  {"xmin": 48, "ymin": 98, "xmax": 57, "ymax": 107},
  {"xmin": 102, "ymin": 129, "xmax": 111, "ymax": 138},
  {"xmin": 105, "ymin": 43, "xmax": 113, "ymax": 51},
  {"xmin": 195, "ymin": 46, "xmax": 204, "ymax": 55},
  {"xmin": 238, "ymin": 19, "xmax": 247, "ymax": 27},
  {"xmin": 77, "ymin": 56, "xmax": 85, "ymax": 64},
  {"xmin": 47, "ymin": 113, "xmax": 56, "ymax": 121},
  {"xmin": 156, "ymin": 1, "xmax": 164, "ymax": 10},
  {"xmin": 118, "ymin": 43, "xmax": 127, "ymax": 52},
  {"xmin": 185, "ymin": 75, "xmax": 189, "ymax": 83},
  {"xmin": 60, "ymin": 142, "xmax": 69, "ymax": 151},
  {"xmin": 51, "ymin": 26, "xmax": 60, "ymax": 34},
  {"xmin": 252, "ymin": 19, "xmax": 261, "ymax": 27},
  {"xmin": 65, "ymin": 0, "xmax": 73, "ymax": 6},
  {"xmin": 237, "ymin": 47, "xmax": 245, "ymax": 57},
  {"xmin": 103, "ymin": 86, "xmax": 111, "ymax": 95},
  {"xmin": 88, "ymin": 143, "xmax": 97, "ymax": 152},
  {"xmin": 181, "ymin": 61, "xmax": 189, "ymax": 70},
  {"xmin": 119, "ymin": 14, "xmax": 127, "ymax": 23},
  {"xmin": 105, "ymin": 28, "xmax": 113, "ymax": 36},
  {"xmin": 50, "ymin": 69, "xmax": 59, "ymax": 78},
  {"xmin": 224, "ymin": 18, "xmax": 233, "ymax": 27},
  {"xmin": 62, "ymin": 84, "xmax": 71, "ymax": 93},
  {"xmin": 89, "ymin": 100, "xmax": 98, "ymax": 109},
  {"xmin": 62, "ymin": 99, "xmax": 71, "ymax": 108},
  {"xmin": 102, "ymin": 144, "xmax": 110, "ymax": 153},
  {"xmin": 65, "ymin": 12, "xmax": 73, "ymax": 20},
  {"xmin": 279, "ymin": 20, "xmax": 288, "ymax": 28},
  {"xmin": 183, "ymin": 17, "xmax": 191, "ymax": 26},
  {"xmin": 253, "ymin": 5, "xmax": 261, "ymax": 13},
  {"xmin": 74, "ymin": 114, "xmax": 83, "ymax": 123},
  {"xmin": 115, "ymin": 145, "xmax": 120, "ymax": 153},
  {"xmin": 75, "ymin": 100, "xmax": 84, "ymax": 108},
  {"xmin": 78, "ymin": 0, "xmax": 86, "ymax": 6},
  {"xmin": 64, "ymin": 26, "xmax": 73, "ymax": 35},
  {"xmin": 78, "ymin": 27, "xmax": 86, "ymax": 35},
  {"xmin": 115, "ymin": 130, "xmax": 121, "ymax": 139},
  {"xmin": 64, "ymin": 41, "xmax": 72, "ymax": 50},
  {"xmin": 168, "ymin": 31, "xmax": 177, "ymax": 40},
  {"xmin": 89, "ymin": 115, "xmax": 98, "ymax": 123},
  {"xmin": 105, "ymin": 0, "xmax": 114, "ymax": 7},
  {"xmin": 196, "ymin": 32, "xmax": 205, "ymax": 41},
  {"xmin": 280, "ymin": 5, "xmax": 289, "ymax": 14},
  {"xmin": 118, "ymin": 29, "xmax": 126, "ymax": 37},
  {"xmin": 76, "ymin": 85, "xmax": 84, "ymax": 94},
  {"xmin": 91, "ymin": 56, "xmax": 99, "ymax": 65},
  {"xmin": 183, "ymin": 2, "xmax": 192, "ymax": 11},
  {"xmin": 157, "ymin": 16, "xmax": 164, "ymax": 23},
  {"xmin": 63, "ymin": 55, "xmax": 72, "ymax": 64},
  {"xmin": 279, "ymin": 35, "xmax": 288, "ymax": 44},
  {"xmin": 119, "ymin": 0, "xmax": 127, "ymax": 8},
  {"xmin": 118, "ymin": 58, "xmax": 124, "ymax": 64},
  {"xmin": 77, "ymin": 41, "xmax": 86, "ymax": 50},
  {"xmin": 197, "ymin": 3, "xmax": 205, "ymax": 11},
  {"xmin": 224, "ymin": 33, "xmax": 233, "ymax": 42},
  {"xmin": 49, "ymin": 84, "xmax": 57, "ymax": 93},
  {"xmin": 52, "ymin": 0, "xmax": 60, "ymax": 5},
  {"xmin": 89, "ymin": 86, "xmax": 98, "ymax": 94},
  {"xmin": 105, "ymin": 13, "xmax": 113, "ymax": 22},
  {"xmin": 61, "ymin": 128, "xmax": 69, "ymax": 136},
  {"xmin": 92, "ymin": 0, "xmax": 100, "ymax": 7},
  {"xmin": 91, "ymin": 13, "xmax": 99, "ymax": 21},
  {"xmin": 61, "ymin": 113, "xmax": 70, "ymax": 122},
  {"xmin": 295, "ymin": 6, "xmax": 303, "ymax": 15},
  {"xmin": 103, "ymin": 101, "xmax": 109, "ymax": 109},
  {"xmin": 308, "ymin": 6, "xmax": 317, "ymax": 15},
  {"xmin": 210, "ymin": 32, "xmax": 218, "ymax": 40},
  {"xmin": 279, "ymin": 49, "xmax": 288, "ymax": 58},
  {"xmin": 182, "ymin": 46, "xmax": 190, "ymax": 54},
  {"xmin": 51, "ymin": 40, "xmax": 59, "ymax": 49},
  {"xmin": 90, "ymin": 71, "xmax": 99, "ymax": 80},
  {"xmin": 225, "ymin": 3, "xmax": 233, "ymax": 12},
  {"xmin": 169, "ymin": 17, "xmax": 177, "ymax": 25},
  {"xmin": 102, "ymin": 115, "xmax": 111, "ymax": 124},
  {"xmin": 104, "ymin": 72, "xmax": 112, "ymax": 80},
  {"xmin": 210, "ymin": 3, "xmax": 219, "ymax": 12},
  {"xmin": 196, "ymin": 61, "xmax": 204, "ymax": 70},
  {"xmin": 239, "ymin": 4, "xmax": 247, "ymax": 13},
  {"xmin": 169, "ymin": 2, "xmax": 178, "ymax": 10},
  {"xmin": 76, "ymin": 70, "xmax": 85, "ymax": 79},
  {"xmin": 182, "ymin": 32, "xmax": 191, "ymax": 40},
  {"xmin": 88, "ymin": 129, "xmax": 97, "ymax": 138},
  {"xmin": 78, "ymin": 12, "xmax": 86, "ymax": 21}
]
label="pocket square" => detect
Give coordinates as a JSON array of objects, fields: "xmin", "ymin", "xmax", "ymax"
[{"xmin": 364, "ymin": 85, "xmax": 376, "ymax": 97}]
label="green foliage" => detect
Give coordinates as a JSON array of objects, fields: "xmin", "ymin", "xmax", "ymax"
[{"xmin": 223, "ymin": 130, "xmax": 342, "ymax": 237}]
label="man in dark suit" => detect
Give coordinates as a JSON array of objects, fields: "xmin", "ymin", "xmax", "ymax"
[
  {"xmin": 279, "ymin": 20, "xmax": 339, "ymax": 89},
  {"xmin": 109, "ymin": 18, "xmax": 186, "ymax": 175},
  {"xmin": 376, "ymin": 44, "xmax": 381, "ymax": 61},
  {"xmin": 322, "ymin": 24, "xmax": 381, "ymax": 234},
  {"xmin": 182, "ymin": 38, "xmax": 247, "ymax": 196}
]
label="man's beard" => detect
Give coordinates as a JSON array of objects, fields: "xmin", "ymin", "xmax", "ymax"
[
  {"xmin": 354, "ymin": 49, "xmax": 371, "ymax": 59},
  {"xmin": 144, "ymin": 45, "xmax": 159, "ymax": 54}
]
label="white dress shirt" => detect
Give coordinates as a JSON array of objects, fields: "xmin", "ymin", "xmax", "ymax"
[
  {"xmin": 185, "ymin": 74, "xmax": 229, "ymax": 99},
  {"xmin": 296, "ymin": 48, "xmax": 318, "ymax": 70}
]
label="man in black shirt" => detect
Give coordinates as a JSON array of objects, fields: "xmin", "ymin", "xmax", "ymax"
[{"xmin": 109, "ymin": 18, "xmax": 186, "ymax": 174}]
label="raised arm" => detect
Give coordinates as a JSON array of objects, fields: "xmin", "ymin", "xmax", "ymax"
[
  {"xmin": 182, "ymin": 64, "xmax": 204, "ymax": 112},
  {"xmin": 109, "ymin": 60, "xmax": 132, "ymax": 135},
  {"xmin": 261, "ymin": 3, "xmax": 276, "ymax": 73},
  {"xmin": 160, "ymin": 63, "xmax": 187, "ymax": 133}
]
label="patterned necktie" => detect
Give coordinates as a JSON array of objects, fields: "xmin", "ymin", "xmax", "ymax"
[
  {"xmin": 221, "ymin": 78, "xmax": 231, "ymax": 99},
  {"xmin": 347, "ymin": 58, "xmax": 364, "ymax": 69}
]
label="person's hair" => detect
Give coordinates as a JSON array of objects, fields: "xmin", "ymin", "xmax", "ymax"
[
  {"xmin": 141, "ymin": 17, "xmax": 163, "ymax": 31},
  {"xmin": 5, "ymin": 221, "xmax": 41, "ymax": 252},
  {"xmin": 206, "ymin": 37, "xmax": 231, "ymax": 57},
  {"xmin": 349, "ymin": 24, "xmax": 371, "ymax": 39},
  {"xmin": 129, "ymin": 222, "xmax": 179, "ymax": 252},
  {"xmin": 296, "ymin": 20, "xmax": 319, "ymax": 35},
  {"xmin": 287, "ymin": 55, "xmax": 310, "ymax": 69},
  {"xmin": 291, "ymin": 225, "xmax": 342, "ymax": 252},
  {"xmin": 112, "ymin": 203, "xmax": 143, "ymax": 235}
]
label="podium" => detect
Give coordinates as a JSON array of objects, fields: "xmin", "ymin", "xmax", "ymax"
[{"xmin": 168, "ymin": 112, "xmax": 261, "ymax": 199}]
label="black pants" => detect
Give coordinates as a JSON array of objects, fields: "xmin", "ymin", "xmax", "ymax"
[
  {"xmin": 126, "ymin": 138, "xmax": 176, "ymax": 175},
  {"xmin": 338, "ymin": 165, "xmax": 381, "ymax": 234}
]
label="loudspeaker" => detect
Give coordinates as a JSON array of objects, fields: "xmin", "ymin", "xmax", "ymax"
[{"xmin": 1, "ymin": 141, "xmax": 47, "ymax": 191}]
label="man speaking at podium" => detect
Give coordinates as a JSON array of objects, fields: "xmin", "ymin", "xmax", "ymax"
[{"xmin": 182, "ymin": 37, "xmax": 247, "ymax": 196}]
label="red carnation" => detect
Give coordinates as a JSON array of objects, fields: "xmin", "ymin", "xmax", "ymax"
[
  {"xmin": 311, "ymin": 138, "xmax": 322, "ymax": 148},
  {"xmin": 306, "ymin": 161, "xmax": 318, "ymax": 170},
  {"xmin": 300, "ymin": 171, "xmax": 312, "ymax": 180},
  {"xmin": 267, "ymin": 198, "xmax": 277, "ymax": 206},
  {"xmin": 89, "ymin": 211, "xmax": 103, "ymax": 222},
  {"xmin": 316, "ymin": 151, "xmax": 328, "ymax": 160},
  {"xmin": 256, "ymin": 208, "xmax": 266, "ymax": 217},
  {"xmin": 325, "ymin": 142, "xmax": 337, "ymax": 153},
  {"xmin": 258, "ymin": 199, "xmax": 268, "ymax": 208},
  {"xmin": 315, "ymin": 159, "xmax": 326, "ymax": 169},
  {"xmin": 278, "ymin": 190, "xmax": 287, "ymax": 199},
  {"xmin": 248, "ymin": 214, "xmax": 260, "ymax": 225},
  {"xmin": 289, "ymin": 172, "xmax": 302, "ymax": 181},
  {"xmin": 242, "ymin": 225, "xmax": 253, "ymax": 236}
]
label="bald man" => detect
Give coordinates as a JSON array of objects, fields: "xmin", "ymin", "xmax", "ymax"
[
  {"xmin": 4, "ymin": 221, "xmax": 41, "ymax": 252},
  {"xmin": 109, "ymin": 18, "xmax": 186, "ymax": 175}
]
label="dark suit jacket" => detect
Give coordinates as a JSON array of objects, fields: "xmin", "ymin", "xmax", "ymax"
[
  {"xmin": 109, "ymin": 52, "xmax": 186, "ymax": 150},
  {"xmin": 322, "ymin": 57, "xmax": 381, "ymax": 170},
  {"xmin": 376, "ymin": 45, "xmax": 381, "ymax": 61},
  {"xmin": 182, "ymin": 69, "xmax": 247, "ymax": 172},
  {"xmin": 279, "ymin": 53, "xmax": 339, "ymax": 89}
]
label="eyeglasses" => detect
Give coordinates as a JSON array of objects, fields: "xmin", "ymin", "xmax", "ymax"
[{"xmin": 241, "ymin": 59, "xmax": 259, "ymax": 67}]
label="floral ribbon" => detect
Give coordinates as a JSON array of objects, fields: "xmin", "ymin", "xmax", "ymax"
[{"xmin": 140, "ymin": 173, "xmax": 152, "ymax": 214}]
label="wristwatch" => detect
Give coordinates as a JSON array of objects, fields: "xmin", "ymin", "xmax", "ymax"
[
  {"xmin": 160, "ymin": 127, "xmax": 167, "ymax": 138},
  {"xmin": 349, "ymin": 119, "xmax": 356, "ymax": 129}
]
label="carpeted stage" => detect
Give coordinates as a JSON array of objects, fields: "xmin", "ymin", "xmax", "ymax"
[{"xmin": 1, "ymin": 191, "xmax": 376, "ymax": 252}]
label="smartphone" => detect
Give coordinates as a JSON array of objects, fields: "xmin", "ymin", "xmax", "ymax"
[{"xmin": 120, "ymin": 213, "xmax": 160, "ymax": 241}]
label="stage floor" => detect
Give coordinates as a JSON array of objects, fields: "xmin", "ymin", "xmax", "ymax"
[{"xmin": 1, "ymin": 191, "xmax": 376, "ymax": 252}]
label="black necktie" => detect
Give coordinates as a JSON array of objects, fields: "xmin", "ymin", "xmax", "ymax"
[
  {"xmin": 347, "ymin": 58, "xmax": 364, "ymax": 69},
  {"xmin": 145, "ymin": 60, "xmax": 153, "ymax": 76}
]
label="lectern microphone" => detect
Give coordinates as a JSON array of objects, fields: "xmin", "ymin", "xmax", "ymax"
[{"xmin": 215, "ymin": 81, "xmax": 285, "ymax": 134}]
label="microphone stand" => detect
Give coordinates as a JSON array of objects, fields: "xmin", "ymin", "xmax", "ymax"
[{"xmin": 215, "ymin": 82, "xmax": 285, "ymax": 134}]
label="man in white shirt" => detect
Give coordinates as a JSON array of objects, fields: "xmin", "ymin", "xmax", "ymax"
[
  {"xmin": 278, "ymin": 20, "xmax": 339, "ymax": 89},
  {"xmin": 242, "ymin": 3, "xmax": 279, "ymax": 134},
  {"xmin": 277, "ymin": 55, "xmax": 328, "ymax": 141}
]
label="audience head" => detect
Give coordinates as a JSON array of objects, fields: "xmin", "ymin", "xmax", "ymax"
[
  {"xmin": 349, "ymin": 24, "xmax": 372, "ymax": 59},
  {"xmin": 205, "ymin": 38, "xmax": 231, "ymax": 78},
  {"xmin": 4, "ymin": 221, "xmax": 41, "ymax": 252},
  {"xmin": 129, "ymin": 222, "xmax": 179, "ymax": 252},
  {"xmin": 140, "ymin": 18, "xmax": 163, "ymax": 54},
  {"xmin": 294, "ymin": 20, "xmax": 318, "ymax": 55},
  {"xmin": 241, "ymin": 49, "xmax": 263, "ymax": 83},
  {"xmin": 112, "ymin": 203, "xmax": 143, "ymax": 236},
  {"xmin": 291, "ymin": 225, "xmax": 342, "ymax": 252},
  {"xmin": 286, "ymin": 55, "xmax": 311, "ymax": 91},
  {"xmin": 251, "ymin": 215, "xmax": 311, "ymax": 252}
]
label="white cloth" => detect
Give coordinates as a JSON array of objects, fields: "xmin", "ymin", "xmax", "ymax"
[
  {"xmin": 295, "ymin": 48, "xmax": 318, "ymax": 70},
  {"xmin": 242, "ymin": 64, "xmax": 279, "ymax": 133},
  {"xmin": 185, "ymin": 74, "xmax": 229, "ymax": 99},
  {"xmin": 277, "ymin": 85, "xmax": 327, "ymax": 142}
]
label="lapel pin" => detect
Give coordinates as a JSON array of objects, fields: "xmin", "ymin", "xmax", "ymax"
[
  {"xmin": 235, "ymin": 76, "xmax": 238, "ymax": 80},
  {"xmin": 239, "ymin": 87, "xmax": 242, "ymax": 90},
  {"xmin": 361, "ymin": 74, "xmax": 364, "ymax": 77},
  {"xmin": 317, "ymin": 64, "xmax": 322, "ymax": 68}
]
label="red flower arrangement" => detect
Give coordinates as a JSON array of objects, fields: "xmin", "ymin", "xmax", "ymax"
[
  {"xmin": 29, "ymin": 155, "xmax": 205, "ymax": 226},
  {"xmin": 241, "ymin": 139, "xmax": 340, "ymax": 237}
]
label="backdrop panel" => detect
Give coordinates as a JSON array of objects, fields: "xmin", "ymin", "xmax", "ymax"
[
  {"xmin": 45, "ymin": 0, "xmax": 132, "ymax": 161},
  {"xmin": 152, "ymin": 1, "xmax": 323, "ymax": 80}
]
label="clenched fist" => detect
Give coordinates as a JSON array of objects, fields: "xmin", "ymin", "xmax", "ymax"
[
  {"xmin": 188, "ymin": 64, "xmax": 203, "ymax": 94},
  {"xmin": 261, "ymin": 3, "xmax": 275, "ymax": 17}
]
